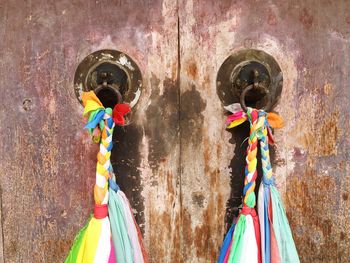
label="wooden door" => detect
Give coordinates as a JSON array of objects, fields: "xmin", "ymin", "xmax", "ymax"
[
  {"xmin": 178, "ymin": 1, "xmax": 350, "ymax": 262},
  {"xmin": 0, "ymin": 1, "xmax": 180, "ymax": 262},
  {"xmin": 0, "ymin": 1, "xmax": 349, "ymax": 262}
]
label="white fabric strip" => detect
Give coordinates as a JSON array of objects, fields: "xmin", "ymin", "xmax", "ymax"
[
  {"xmin": 104, "ymin": 160, "xmax": 110, "ymax": 170},
  {"xmin": 96, "ymin": 173, "xmax": 107, "ymax": 188},
  {"xmin": 246, "ymin": 169, "xmax": 255, "ymax": 182},
  {"xmin": 104, "ymin": 134, "xmax": 112, "ymax": 143},
  {"xmin": 240, "ymin": 215, "xmax": 258, "ymax": 263},
  {"xmin": 94, "ymin": 217, "xmax": 111, "ymax": 263},
  {"xmin": 100, "ymin": 144, "xmax": 107, "ymax": 156}
]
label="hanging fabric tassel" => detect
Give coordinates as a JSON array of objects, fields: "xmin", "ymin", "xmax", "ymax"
[
  {"xmin": 108, "ymin": 179, "xmax": 134, "ymax": 263},
  {"xmin": 66, "ymin": 91, "xmax": 147, "ymax": 262},
  {"xmin": 222, "ymin": 104, "xmax": 299, "ymax": 263},
  {"xmin": 108, "ymin": 178, "xmax": 147, "ymax": 263},
  {"xmin": 257, "ymin": 112, "xmax": 299, "ymax": 263},
  {"xmin": 65, "ymin": 91, "xmax": 114, "ymax": 262},
  {"xmin": 218, "ymin": 224, "xmax": 235, "ymax": 263},
  {"xmin": 65, "ymin": 218, "xmax": 91, "ymax": 263},
  {"xmin": 107, "ymin": 100, "xmax": 148, "ymax": 263},
  {"xmin": 219, "ymin": 108, "xmax": 262, "ymax": 263}
]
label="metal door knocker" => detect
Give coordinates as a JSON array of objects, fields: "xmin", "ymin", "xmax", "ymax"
[
  {"xmin": 217, "ymin": 49, "xmax": 283, "ymax": 112},
  {"xmin": 74, "ymin": 49, "xmax": 142, "ymax": 109}
]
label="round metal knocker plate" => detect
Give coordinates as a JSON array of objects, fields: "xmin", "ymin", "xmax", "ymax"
[
  {"xmin": 74, "ymin": 49, "xmax": 142, "ymax": 108},
  {"xmin": 217, "ymin": 49, "xmax": 283, "ymax": 111}
]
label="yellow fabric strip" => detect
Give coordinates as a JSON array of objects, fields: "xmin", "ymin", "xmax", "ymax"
[
  {"xmin": 75, "ymin": 226, "xmax": 88, "ymax": 263},
  {"xmin": 244, "ymin": 182, "xmax": 256, "ymax": 203},
  {"xmin": 96, "ymin": 163, "xmax": 109, "ymax": 178},
  {"xmin": 94, "ymin": 185, "xmax": 107, "ymax": 205},
  {"xmin": 80, "ymin": 218, "xmax": 102, "ymax": 263},
  {"xmin": 248, "ymin": 158, "xmax": 257, "ymax": 172},
  {"xmin": 227, "ymin": 118, "xmax": 246, "ymax": 129},
  {"xmin": 83, "ymin": 100, "xmax": 104, "ymax": 116}
]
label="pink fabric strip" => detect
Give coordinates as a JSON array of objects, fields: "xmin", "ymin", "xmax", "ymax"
[{"xmin": 108, "ymin": 238, "xmax": 116, "ymax": 263}]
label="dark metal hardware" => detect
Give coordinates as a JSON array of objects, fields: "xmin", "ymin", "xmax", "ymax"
[
  {"xmin": 239, "ymin": 68, "xmax": 271, "ymax": 112},
  {"xmin": 240, "ymin": 84, "xmax": 270, "ymax": 112},
  {"xmin": 94, "ymin": 72, "xmax": 123, "ymax": 108},
  {"xmin": 74, "ymin": 49, "xmax": 142, "ymax": 108},
  {"xmin": 217, "ymin": 49, "xmax": 283, "ymax": 112}
]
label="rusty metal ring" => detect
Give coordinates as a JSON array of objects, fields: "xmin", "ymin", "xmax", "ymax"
[
  {"xmin": 94, "ymin": 83, "xmax": 123, "ymax": 106},
  {"xmin": 74, "ymin": 49, "xmax": 143, "ymax": 108},
  {"xmin": 240, "ymin": 84, "xmax": 271, "ymax": 112}
]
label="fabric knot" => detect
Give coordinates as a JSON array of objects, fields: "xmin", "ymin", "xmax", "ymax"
[
  {"xmin": 94, "ymin": 204, "xmax": 108, "ymax": 219},
  {"xmin": 263, "ymin": 176, "xmax": 275, "ymax": 186},
  {"xmin": 241, "ymin": 206, "xmax": 257, "ymax": 217}
]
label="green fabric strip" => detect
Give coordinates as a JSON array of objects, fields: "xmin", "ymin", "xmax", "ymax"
[
  {"xmin": 271, "ymin": 186, "xmax": 300, "ymax": 263},
  {"xmin": 246, "ymin": 192, "xmax": 256, "ymax": 208},
  {"xmin": 228, "ymin": 215, "xmax": 246, "ymax": 263},
  {"xmin": 64, "ymin": 217, "xmax": 91, "ymax": 263},
  {"xmin": 109, "ymin": 189, "xmax": 134, "ymax": 263}
]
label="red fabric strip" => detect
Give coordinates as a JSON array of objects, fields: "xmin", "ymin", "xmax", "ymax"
[
  {"xmin": 241, "ymin": 207, "xmax": 262, "ymax": 263},
  {"xmin": 241, "ymin": 206, "xmax": 257, "ymax": 216},
  {"xmin": 253, "ymin": 212, "xmax": 262, "ymax": 263},
  {"xmin": 94, "ymin": 204, "xmax": 108, "ymax": 219}
]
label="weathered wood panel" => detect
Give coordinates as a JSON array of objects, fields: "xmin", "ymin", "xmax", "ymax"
[
  {"xmin": 1, "ymin": 0, "xmax": 350, "ymax": 262},
  {"xmin": 0, "ymin": 1, "xmax": 180, "ymax": 262},
  {"xmin": 178, "ymin": 0, "xmax": 350, "ymax": 262}
]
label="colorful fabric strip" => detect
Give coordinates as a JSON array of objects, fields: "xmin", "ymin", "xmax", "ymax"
[
  {"xmin": 109, "ymin": 186, "xmax": 134, "ymax": 263},
  {"xmin": 218, "ymin": 224, "xmax": 235, "ymax": 263},
  {"xmin": 220, "ymin": 106, "xmax": 298, "ymax": 263}
]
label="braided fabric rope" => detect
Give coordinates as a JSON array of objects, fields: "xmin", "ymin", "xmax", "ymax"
[
  {"xmin": 219, "ymin": 105, "xmax": 288, "ymax": 263},
  {"xmin": 259, "ymin": 115, "xmax": 274, "ymax": 186},
  {"xmin": 95, "ymin": 108, "xmax": 115, "ymax": 205},
  {"xmin": 65, "ymin": 91, "xmax": 146, "ymax": 263},
  {"xmin": 82, "ymin": 92, "xmax": 115, "ymax": 209},
  {"xmin": 243, "ymin": 108, "xmax": 265, "ymax": 208}
]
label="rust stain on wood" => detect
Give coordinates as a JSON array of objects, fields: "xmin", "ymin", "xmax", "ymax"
[
  {"xmin": 0, "ymin": 0, "xmax": 181, "ymax": 262},
  {"xmin": 179, "ymin": 0, "xmax": 350, "ymax": 262},
  {"xmin": 286, "ymin": 166, "xmax": 342, "ymax": 261},
  {"xmin": 1, "ymin": 0, "xmax": 350, "ymax": 262},
  {"xmin": 185, "ymin": 62, "xmax": 198, "ymax": 79},
  {"xmin": 297, "ymin": 110, "xmax": 339, "ymax": 157},
  {"xmin": 299, "ymin": 8, "xmax": 314, "ymax": 29}
]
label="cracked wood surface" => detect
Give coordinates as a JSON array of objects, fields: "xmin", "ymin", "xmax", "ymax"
[{"xmin": 0, "ymin": 0, "xmax": 349, "ymax": 262}]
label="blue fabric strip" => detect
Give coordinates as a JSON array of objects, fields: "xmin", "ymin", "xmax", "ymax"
[
  {"xmin": 109, "ymin": 178, "xmax": 120, "ymax": 192},
  {"xmin": 264, "ymin": 185, "xmax": 271, "ymax": 263},
  {"xmin": 85, "ymin": 110, "xmax": 105, "ymax": 129},
  {"xmin": 218, "ymin": 224, "xmax": 235, "ymax": 263}
]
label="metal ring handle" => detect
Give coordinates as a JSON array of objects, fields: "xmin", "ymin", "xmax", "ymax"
[
  {"xmin": 240, "ymin": 84, "xmax": 271, "ymax": 112},
  {"xmin": 94, "ymin": 83, "xmax": 123, "ymax": 106}
]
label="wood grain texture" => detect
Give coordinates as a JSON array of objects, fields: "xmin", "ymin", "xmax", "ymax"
[
  {"xmin": 0, "ymin": 0, "xmax": 180, "ymax": 262},
  {"xmin": 0, "ymin": 0, "xmax": 350, "ymax": 262},
  {"xmin": 178, "ymin": 0, "xmax": 350, "ymax": 262}
]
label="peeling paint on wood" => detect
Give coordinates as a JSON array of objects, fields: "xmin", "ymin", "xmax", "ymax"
[
  {"xmin": 0, "ymin": 0, "xmax": 180, "ymax": 262},
  {"xmin": 0, "ymin": 0, "xmax": 349, "ymax": 262},
  {"xmin": 179, "ymin": 0, "xmax": 350, "ymax": 262}
]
